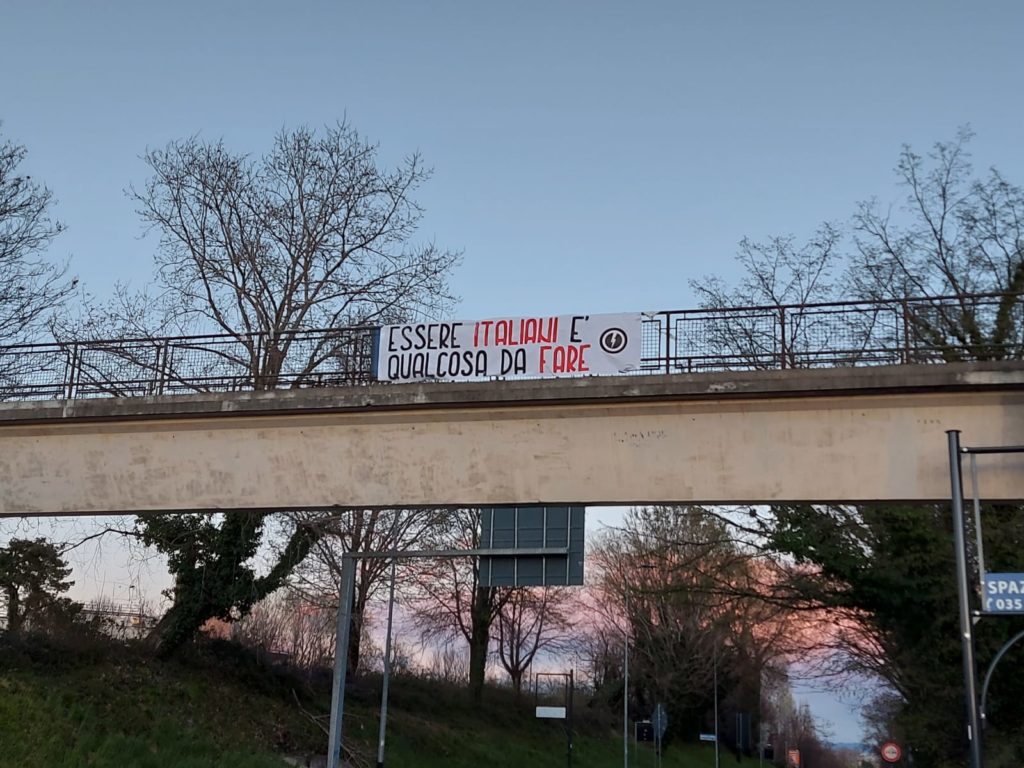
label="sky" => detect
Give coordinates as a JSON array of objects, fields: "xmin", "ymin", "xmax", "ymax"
[
  {"xmin": 3, "ymin": 1, "xmax": 1023, "ymax": 318},
  {"xmin": 3, "ymin": 0, "xmax": 1023, "ymax": 744}
]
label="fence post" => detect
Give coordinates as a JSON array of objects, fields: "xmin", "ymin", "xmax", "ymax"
[
  {"xmin": 63, "ymin": 342, "xmax": 80, "ymax": 400},
  {"xmin": 901, "ymin": 298, "xmax": 912, "ymax": 364},
  {"xmin": 663, "ymin": 314, "xmax": 672, "ymax": 374},
  {"xmin": 148, "ymin": 343, "xmax": 159, "ymax": 396},
  {"xmin": 778, "ymin": 307, "xmax": 787, "ymax": 369},
  {"xmin": 252, "ymin": 332, "xmax": 263, "ymax": 390},
  {"xmin": 156, "ymin": 339, "xmax": 171, "ymax": 395}
]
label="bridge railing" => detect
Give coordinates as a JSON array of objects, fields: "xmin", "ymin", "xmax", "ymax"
[
  {"xmin": 644, "ymin": 293, "xmax": 1024, "ymax": 373},
  {"xmin": 0, "ymin": 293, "xmax": 1020, "ymax": 400}
]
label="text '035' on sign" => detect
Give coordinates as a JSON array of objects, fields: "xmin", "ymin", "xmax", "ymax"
[{"xmin": 374, "ymin": 312, "xmax": 643, "ymax": 382}]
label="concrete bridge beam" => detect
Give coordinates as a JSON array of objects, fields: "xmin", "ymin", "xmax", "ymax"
[{"xmin": 0, "ymin": 363, "xmax": 1021, "ymax": 516}]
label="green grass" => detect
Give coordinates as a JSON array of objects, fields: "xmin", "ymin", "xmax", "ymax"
[
  {"xmin": 363, "ymin": 674, "xmax": 718, "ymax": 768},
  {"xmin": 380, "ymin": 713, "xmax": 719, "ymax": 768},
  {"xmin": 0, "ymin": 636, "xmax": 321, "ymax": 767},
  {"xmin": 0, "ymin": 668, "xmax": 317, "ymax": 767},
  {"xmin": 0, "ymin": 635, "xmax": 720, "ymax": 768}
]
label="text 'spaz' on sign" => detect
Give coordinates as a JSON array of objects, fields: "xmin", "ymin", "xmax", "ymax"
[
  {"xmin": 478, "ymin": 506, "xmax": 585, "ymax": 588},
  {"xmin": 374, "ymin": 312, "xmax": 643, "ymax": 382},
  {"xmin": 983, "ymin": 573, "xmax": 1024, "ymax": 613}
]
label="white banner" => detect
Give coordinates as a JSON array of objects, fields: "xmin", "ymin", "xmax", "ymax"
[{"xmin": 375, "ymin": 312, "xmax": 643, "ymax": 382}]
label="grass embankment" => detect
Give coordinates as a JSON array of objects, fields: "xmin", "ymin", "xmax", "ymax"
[
  {"xmin": 0, "ymin": 636, "xmax": 321, "ymax": 767},
  {"xmin": 0, "ymin": 635, "xmax": 718, "ymax": 768},
  {"xmin": 363, "ymin": 673, "xmax": 718, "ymax": 768}
]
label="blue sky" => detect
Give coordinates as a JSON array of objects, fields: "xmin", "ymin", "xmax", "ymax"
[
  {"xmin": 3, "ymin": 0, "xmax": 1023, "ymax": 743},
  {"xmin": 3, "ymin": 1, "xmax": 1022, "ymax": 319}
]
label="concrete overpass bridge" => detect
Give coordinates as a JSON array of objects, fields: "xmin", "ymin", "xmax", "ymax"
[
  {"xmin": 1, "ymin": 295, "xmax": 1022, "ymax": 516},
  {"xmin": 0, "ymin": 361, "xmax": 1021, "ymax": 517}
]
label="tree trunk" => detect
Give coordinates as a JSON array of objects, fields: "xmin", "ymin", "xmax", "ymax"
[
  {"xmin": 4, "ymin": 586, "xmax": 20, "ymax": 634},
  {"xmin": 140, "ymin": 518, "xmax": 320, "ymax": 659},
  {"xmin": 347, "ymin": 599, "xmax": 366, "ymax": 676},
  {"xmin": 468, "ymin": 586, "xmax": 494, "ymax": 703},
  {"xmin": 142, "ymin": 597, "xmax": 212, "ymax": 658},
  {"xmin": 468, "ymin": 627, "xmax": 489, "ymax": 703},
  {"xmin": 511, "ymin": 669, "xmax": 523, "ymax": 699}
]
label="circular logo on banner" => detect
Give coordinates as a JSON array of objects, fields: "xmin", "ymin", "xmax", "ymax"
[
  {"xmin": 600, "ymin": 327, "xmax": 628, "ymax": 354},
  {"xmin": 880, "ymin": 742, "xmax": 902, "ymax": 763}
]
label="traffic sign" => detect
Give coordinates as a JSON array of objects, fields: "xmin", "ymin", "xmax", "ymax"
[
  {"xmin": 479, "ymin": 506, "xmax": 585, "ymax": 586},
  {"xmin": 635, "ymin": 721, "xmax": 655, "ymax": 743},
  {"xmin": 881, "ymin": 741, "xmax": 902, "ymax": 763},
  {"xmin": 982, "ymin": 573, "xmax": 1024, "ymax": 613},
  {"xmin": 652, "ymin": 703, "xmax": 668, "ymax": 739},
  {"xmin": 536, "ymin": 706, "xmax": 567, "ymax": 719}
]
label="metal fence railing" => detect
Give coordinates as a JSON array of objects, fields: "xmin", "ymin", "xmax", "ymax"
[
  {"xmin": 642, "ymin": 294, "xmax": 1024, "ymax": 373},
  {"xmin": 0, "ymin": 293, "xmax": 1020, "ymax": 402}
]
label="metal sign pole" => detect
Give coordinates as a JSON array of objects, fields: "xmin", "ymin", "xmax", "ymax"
[
  {"xmin": 376, "ymin": 560, "xmax": 398, "ymax": 768},
  {"xmin": 567, "ymin": 669, "xmax": 574, "ymax": 768},
  {"xmin": 713, "ymin": 645, "xmax": 720, "ymax": 768},
  {"xmin": 947, "ymin": 430, "xmax": 984, "ymax": 768},
  {"xmin": 969, "ymin": 454, "xmax": 987, "ymax": 597},
  {"xmin": 624, "ymin": 589, "xmax": 630, "ymax": 768},
  {"xmin": 320, "ymin": 510, "xmax": 584, "ymax": 767},
  {"xmin": 327, "ymin": 554, "xmax": 357, "ymax": 768}
]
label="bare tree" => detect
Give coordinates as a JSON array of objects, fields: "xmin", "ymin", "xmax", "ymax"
[
  {"xmin": 0, "ymin": 126, "xmax": 73, "ymax": 393},
  {"xmin": 130, "ymin": 122, "xmax": 460, "ymax": 388},
  {"xmin": 852, "ymin": 128, "xmax": 1024, "ymax": 360},
  {"xmin": 691, "ymin": 131, "xmax": 1024, "ymax": 367},
  {"xmin": 688, "ymin": 224, "xmax": 883, "ymax": 369},
  {"xmin": 692, "ymin": 224, "xmax": 842, "ymax": 311},
  {"xmin": 575, "ymin": 621, "xmax": 626, "ymax": 696},
  {"xmin": 100, "ymin": 122, "xmax": 461, "ymax": 656},
  {"xmin": 494, "ymin": 586, "xmax": 573, "ymax": 697},
  {"xmin": 410, "ymin": 509, "xmax": 511, "ymax": 702},
  {"xmin": 421, "ymin": 643, "xmax": 470, "ymax": 684},
  {"xmin": 589, "ymin": 506, "xmax": 798, "ymax": 744},
  {"xmin": 232, "ymin": 588, "xmax": 335, "ymax": 673},
  {"xmin": 288, "ymin": 508, "xmax": 447, "ymax": 676}
]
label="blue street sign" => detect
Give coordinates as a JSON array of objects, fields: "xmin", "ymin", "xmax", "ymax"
[
  {"xmin": 983, "ymin": 573, "xmax": 1024, "ymax": 613},
  {"xmin": 700, "ymin": 734, "xmax": 717, "ymax": 742}
]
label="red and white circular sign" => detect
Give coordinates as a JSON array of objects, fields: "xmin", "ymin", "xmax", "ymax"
[{"xmin": 880, "ymin": 742, "xmax": 902, "ymax": 763}]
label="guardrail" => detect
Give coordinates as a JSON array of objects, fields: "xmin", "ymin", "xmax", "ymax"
[{"xmin": 0, "ymin": 293, "xmax": 1020, "ymax": 401}]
